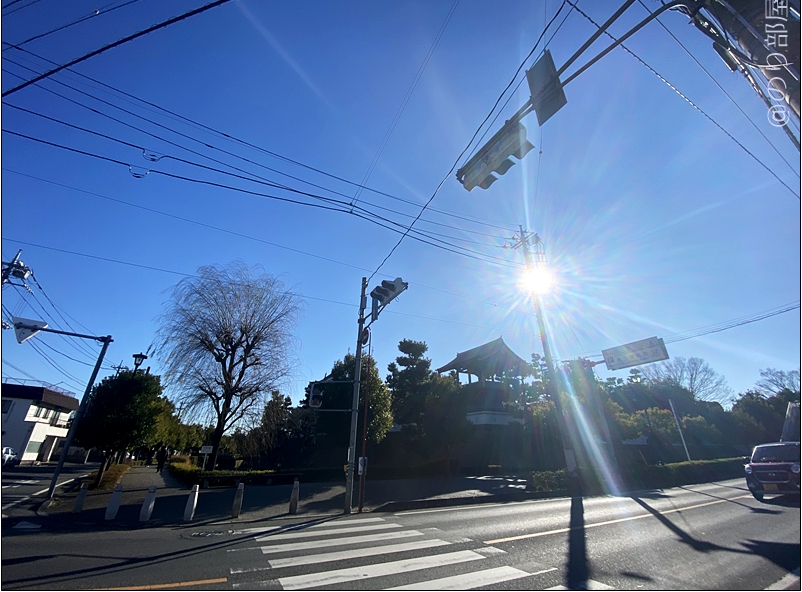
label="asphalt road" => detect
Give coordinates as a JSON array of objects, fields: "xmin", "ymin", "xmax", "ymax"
[
  {"xmin": 1, "ymin": 463, "xmax": 96, "ymax": 518},
  {"xmin": 1, "ymin": 478, "xmax": 799, "ymax": 590}
]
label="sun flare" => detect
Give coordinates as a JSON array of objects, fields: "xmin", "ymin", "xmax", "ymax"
[{"xmin": 519, "ymin": 267, "xmax": 555, "ymax": 294}]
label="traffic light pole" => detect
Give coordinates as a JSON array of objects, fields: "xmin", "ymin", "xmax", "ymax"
[
  {"xmin": 516, "ymin": 231, "xmax": 577, "ymax": 480},
  {"xmin": 344, "ymin": 277, "xmax": 367, "ymax": 514}
]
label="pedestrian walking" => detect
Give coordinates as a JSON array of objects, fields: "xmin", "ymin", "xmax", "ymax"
[{"xmin": 156, "ymin": 446, "xmax": 168, "ymax": 473}]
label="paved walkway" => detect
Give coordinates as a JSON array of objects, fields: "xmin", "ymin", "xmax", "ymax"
[{"xmin": 37, "ymin": 466, "xmax": 537, "ymax": 528}]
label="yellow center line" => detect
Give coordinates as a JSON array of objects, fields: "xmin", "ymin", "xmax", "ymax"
[
  {"xmin": 92, "ymin": 577, "xmax": 228, "ymax": 590},
  {"xmin": 485, "ymin": 494, "xmax": 752, "ymax": 545}
]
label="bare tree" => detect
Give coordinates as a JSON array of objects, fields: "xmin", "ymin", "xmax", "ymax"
[
  {"xmin": 640, "ymin": 356, "xmax": 732, "ymax": 404},
  {"xmin": 153, "ymin": 262, "xmax": 302, "ymax": 469},
  {"xmin": 755, "ymin": 368, "xmax": 801, "ymax": 396}
]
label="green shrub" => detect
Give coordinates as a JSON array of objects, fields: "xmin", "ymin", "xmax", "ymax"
[{"xmin": 528, "ymin": 457, "xmax": 745, "ymax": 494}]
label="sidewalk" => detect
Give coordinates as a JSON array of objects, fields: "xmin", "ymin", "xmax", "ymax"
[{"xmin": 37, "ymin": 466, "xmax": 538, "ymax": 528}]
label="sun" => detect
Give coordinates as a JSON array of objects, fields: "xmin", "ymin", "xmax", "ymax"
[{"xmin": 519, "ymin": 267, "xmax": 555, "ymax": 294}]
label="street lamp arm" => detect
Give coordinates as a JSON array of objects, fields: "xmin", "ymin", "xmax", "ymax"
[{"xmin": 14, "ymin": 323, "xmax": 112, "ymax": 344}]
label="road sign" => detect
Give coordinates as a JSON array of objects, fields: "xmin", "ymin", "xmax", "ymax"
[
  {"xmin": 525, "ymin": 49, "xmax": 567, "ymax": 126},
  {"xmin": 602, "ymin": 337, "xmax": 669, "ymax": 371},
  {"xmin": 200, "ymin": 446, "xmax": 213, "ymax": 454},
  {"xmin": 12, "ymin": 317, "xmax": 48, "ymax": 344}
]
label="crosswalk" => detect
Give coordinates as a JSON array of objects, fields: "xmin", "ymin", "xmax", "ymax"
[{"xmin": 228, "ymin": 515, "xmax": 551, "ymax": 590}]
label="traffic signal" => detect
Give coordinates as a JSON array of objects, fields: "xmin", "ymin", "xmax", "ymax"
[
  {"xmin": 306, "ymin": 382, "xmax": 324, "ymax": 409},
  {"xmin": 370, "ymin": 277, "xmax": 408, "ymax": 307},
  {"xmin": 456, "ymin": 120, "xmax": 534, "ymax": 191}
]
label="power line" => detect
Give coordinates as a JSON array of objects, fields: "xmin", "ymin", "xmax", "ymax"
[
  {"xmin": 2, "ymin": 128, "xmax": 524, "ymax": 268},
  {"xmin": 2, "ymin": 169, "xmax": 517, "ymax": 310},
  {"xmin": 2, "ymin": 0, "xmax": 145, "ymax": 52},
  {"xmin": 565, "ymin": 1, "xmax": 800, "ymax": 199},
  {"xmin": 2, "ymin": 0, "xmax": 44, "ymax": 16},
  {"xmin": 3, "ymin": 0, "xmax": 234, "ymax": 97},
  {"xmin": 3, "ymin": 44, "xmax": 519, "ymax": 234},
  {"xmin": 3, "ymin": 50, "xmax": 516, "ymax": 239},
  {"xmin": 636, "ymin": 0, "xmax": 799, "ymax": 177}
]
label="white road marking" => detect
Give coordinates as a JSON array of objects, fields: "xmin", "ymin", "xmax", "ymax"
[
  {"xmin": 278, "ymin": 549, "xmax": 485, "ymax": 590},
  {"xmin": 260, "ymin": 529, "xmax": 424, "ymax": 554},
  {"xmin": 268, "ymin": 538, "xmax": 452, "ymax": 568},
  {"xmin": 547, "ymin": 579, "xmax": 614, "ymax": 590},
  {"xmin": 765, "ymin": 567, "xmax": 801, "ymax": 590},
  {"xmin": 255, "ymin": 521, "xmax": 401, "ymax": 541},
  {"xmin": 485, "ymin": 494, "xmax": 753, "ymax": 545},
  {"xmin": 385, "ymin": 565, "xmax": 532, "ymax": 590},
  {"xmin": 1, "ymin": 475, "xmax": 89, "ymax": 510},
  {"xmin": 231, "ymin": 516, "xmax": 387, "ymax": 536}
]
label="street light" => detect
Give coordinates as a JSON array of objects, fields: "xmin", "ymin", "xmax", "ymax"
[{"xmin": 132, "ymin": 352, "xmax": 148, "ymax": 375}]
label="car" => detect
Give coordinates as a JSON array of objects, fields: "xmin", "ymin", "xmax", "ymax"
[
  {"xmin": 744, "ymin": 441, "xmax": 800, "ymax": 501},
  {"xmin": 2, "ymin": 447, "xmax": 19, "ymax": 467}
]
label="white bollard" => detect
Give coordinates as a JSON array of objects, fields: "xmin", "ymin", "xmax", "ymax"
[
  {"xmin": 184, "ymin": 484, "xmax": 199, "ymax": 522},
  {"xmin": 105, "ymin": 483, "xmax": 123, "ymax": 520},
  {"xmin": 72, "ymin": 482, "xmax": 88, "ymax": 514},
  {"xmin": 231, "ymin": 482, "xmax": 244, "ymax": 518},
  {"xmin": 289, "ymin": 478, "xmax": 299, "ymax": 515},
  {"xmin": 139, "ymin": 485, "xmax": 157, "ymax": 522}
]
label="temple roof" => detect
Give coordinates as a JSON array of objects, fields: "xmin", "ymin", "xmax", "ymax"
[{"xmin": 436, "ymin": 337, "xmax": 531, "ymax": 378}]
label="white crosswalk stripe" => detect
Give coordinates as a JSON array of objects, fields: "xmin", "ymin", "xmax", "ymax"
[
  {"xmin": 259, "ymin": 529, "xmax": 426, "ymax": 554},
  {"xmin": 279, "ymin": 549, "xmax": 486, "ymax": 590},
  {"xmin": 255, "ymin": 521, "xmax": 402, "ymax": 541},
  {"xmin": 386, "ymin": 565, "xmax": 533, "ymax": 590},
  {"xmin": 232, "ymin": 514, "xmax": 553, "ymax": 590}
]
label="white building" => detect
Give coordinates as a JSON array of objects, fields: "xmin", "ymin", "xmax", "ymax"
[{"xmin": 1, "ymin": 381, "xmax": 78, "ymax": 464}]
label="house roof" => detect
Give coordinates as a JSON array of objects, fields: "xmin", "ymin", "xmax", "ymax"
[
  {"xmin": 1, "ymin": 383, "xmax": 79, "ymax": 411},
  {"xmin": 436, "ymin": 337, "xmax": 531, "ymax": 378}
]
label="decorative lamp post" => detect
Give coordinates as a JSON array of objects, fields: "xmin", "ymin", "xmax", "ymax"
[{"xmin": 132, "ymin": 352, "xmax": 148, "ymax": 375}]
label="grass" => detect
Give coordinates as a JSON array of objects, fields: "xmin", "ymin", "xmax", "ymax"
[{"xmin": 83, "ymin": 463, "xmax": 131, "ymax": 491}]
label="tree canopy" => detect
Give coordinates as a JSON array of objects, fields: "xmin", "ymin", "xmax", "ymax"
[{"xmin": 153, "ymin": 261, "xmax": 302, "ymax": 469}]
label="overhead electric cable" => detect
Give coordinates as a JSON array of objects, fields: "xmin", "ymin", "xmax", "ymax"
[
  {"xmin": 3, "ymin": 42, "xmax": 520, "ymax": 232},
  {"xmin": 564, "ymin": 1, "xmax": 799, "ymax": 199},
  {"xmin": 637, "ymin": 0, "xmax": 799, "ymax": 171},
  {"xmin": 2, "ymin": 98, "xmax": 506, "ymax": 247},
  {"xmin": 3, "ymin": 0, "xmax": 145, "ymax": 52},
  {"xmin": 3, "ymin": 0, "xmax": 234, "ymax": 97},
  {"xmin": 3, "ymin": 169, "xmax": 514, "ymax": 309},
  {"xmin": 2, "ymin": 0, "xmax": 43, "ymax": 16},
  {"xmin": 2, "ymin": 128, "xmax": 522, "ymax": 267}
]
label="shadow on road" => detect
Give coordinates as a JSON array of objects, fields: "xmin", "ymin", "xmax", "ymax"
[
  {"xmin": 630, "ymin": 495, "xmax": 801, "ymax": 572},
  {"xmin": 566, "ymin": 492, "xmax": 589, "ymax": 589}
]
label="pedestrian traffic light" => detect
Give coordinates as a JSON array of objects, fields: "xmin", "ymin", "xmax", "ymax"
[
  {"xmin": 306, "ymin": 382, "xmax": 324, "ymax": 409},
  {"xmin": 370, "ymin": 277, "xmax": 408, "ymax": 307},
  {"xmin": 456, "ymin": 120, "xmax": 534, "ymax": 191}
]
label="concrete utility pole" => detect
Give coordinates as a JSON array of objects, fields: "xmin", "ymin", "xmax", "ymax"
[
  {"xmin": 344, "ymin": 277, "xmax": 368, "ymax": 514},
  {"xmin": 509, "ymin": 228, "xmax": 578, "ymax": 478}
]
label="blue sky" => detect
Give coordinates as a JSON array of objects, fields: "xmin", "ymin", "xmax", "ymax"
[{"xmin": 2, "ymin": 0, "xmax": 799, "ymax": 414}]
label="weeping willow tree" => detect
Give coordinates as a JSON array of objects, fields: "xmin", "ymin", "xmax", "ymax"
[{"xmin": 153, "ymin": 262, "xmax": 302, "ymax": 470}]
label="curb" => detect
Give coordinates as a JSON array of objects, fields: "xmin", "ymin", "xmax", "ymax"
[{"xmin": 33, "ymin": 475, "xmax": 89, "ymax": 517}]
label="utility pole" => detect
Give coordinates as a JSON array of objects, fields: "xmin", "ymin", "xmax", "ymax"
[
  {"xmin": 509, "ymin": 228, "xmax": 578, "ymax": 480},
  {"xmin": 344, "ymin": 277, "xmax": 368, "ymax": 514}
]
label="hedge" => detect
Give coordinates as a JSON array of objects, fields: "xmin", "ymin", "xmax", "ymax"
[{"xmin": 528, "ymin": 457, "xmax": 746, "ymax": 494}]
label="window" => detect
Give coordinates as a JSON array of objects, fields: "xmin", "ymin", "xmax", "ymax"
[
  {"xmin": 1, "ymin": 399, "xmax": 11, "ymax": 414},
  {"xmin": 42, "ymin": 408, "xmax": 51, "ymax": 419},
  {"xmin": 25, "ymin": 441, "xmax": 42, "ymax": 454},
  {"xmin": 33, "ymin": 405, "xmax": 42, "ymax": 418}
]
